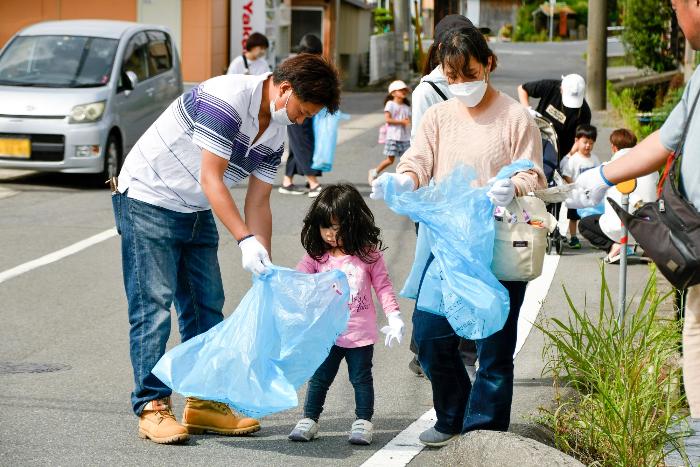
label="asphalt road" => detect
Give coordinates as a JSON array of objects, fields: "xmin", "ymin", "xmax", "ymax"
[{"xmin": 0, "ymin": 39, "xmax": 650, "ymax": 466}]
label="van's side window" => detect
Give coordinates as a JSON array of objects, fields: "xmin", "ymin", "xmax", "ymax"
[
  {"xmin": 146, "ymin": 31, "xmax": 173, "ymax": 76},
  {"xmin": 122, "ymin": 32, "xmax": 149, "ymax": 82}
]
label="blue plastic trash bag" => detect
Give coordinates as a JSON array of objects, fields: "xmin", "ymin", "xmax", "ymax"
[
  {"xmin": 311, "ymin": 108, "xmax": 350, "ymax": 172},
  {"xmin": 384, "ymin": 161, "xmax": 534, "ymax": 340},
  {"xmin": 577, "ymin": 201, "xmax": 605, "ymax": 219},
  {"xmin": 152, "ymin": 266, "xmax": 350, "ymax": 418}
]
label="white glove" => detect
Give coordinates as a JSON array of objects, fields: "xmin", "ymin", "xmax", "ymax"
[
  {"xmin": 370, "ymin": 173, "xmax": 415, "ymax": 201},
  {"xmin": 487, "ymin": 178, "xmax": 516, "ymax": 207},
  {"xmin": 239, "ymin": 236, "xmax": 272, "ymax": 276},
  {"xmin": 565, "ymin": 165, "xmax": 613, "ymax": 209},
  {"xmin": 380, "ymin": 312, "xmax": 405, "ymax": 347},
  {"xmin": 527, "ymin": 106, "xmax": 541, "ymax": 118}
]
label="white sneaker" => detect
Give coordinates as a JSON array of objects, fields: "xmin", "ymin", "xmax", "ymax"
[
  {"xmin": 288, "ymin": 418, "xmax": 319, "ymax": 442},
  {"xmin": 349, "ymin": 419, "xmax": 373, "ymax": 445}
]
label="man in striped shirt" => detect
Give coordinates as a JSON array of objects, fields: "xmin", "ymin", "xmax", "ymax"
[{"xmin": 112, "ymin": 54, "xmax": 341, "ymax": 444}]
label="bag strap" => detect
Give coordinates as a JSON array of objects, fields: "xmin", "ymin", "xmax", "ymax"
[
  {"xmin": 242, "ymin": 54, "xmax": 250, "ymax": 75},
  {"xmin": 658, "ymin": 86, "xmax": 700, "ymax": 196},
  {"xmin": 426, "ymin": 81, "xmax": 448, "ymax": 101}
]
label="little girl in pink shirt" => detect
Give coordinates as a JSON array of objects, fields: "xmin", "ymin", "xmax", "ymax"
[{"xmin": 288, "ymin": 183, "xmax": 404, "ymax": 446}]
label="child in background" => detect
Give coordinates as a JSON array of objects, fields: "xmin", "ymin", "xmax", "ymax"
[
  {"xmin": 289, "ymin": 184, "xmax": 405, "ymax": 446},
  {"xmin": 561, "ymin": 123, "xmax": 601, "ymax": 249},
  {"xmin": 368, "ymin": 81, "xmax": 411, "ymax": 186}
]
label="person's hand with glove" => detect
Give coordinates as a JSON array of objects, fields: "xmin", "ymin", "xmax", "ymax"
[
  {"xmin": 565, "ymin": 165, "xmax": 614, "ymax": 209},
  {"xmin": 239, "ymin": 235, "xmax": 272, "ymax": 276},
  {"xmin": 487, "ymin": 178, "xmax": 516, "ymax": 207},
  {"xmin": 527, "ymin": 106, "xmax": 541, "ymax": 118},
  {"xmin": 370, "ymin": 172, "xmax": 415, "ymax": 201},
  {"xmin": 380, "ymin": 312, "xmax": 405, "ymax": 347}
]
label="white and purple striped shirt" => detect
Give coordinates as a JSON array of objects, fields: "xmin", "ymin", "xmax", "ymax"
[{"xmin": 118, "ymin": 73, "xmax": 284, "ymax": 213}]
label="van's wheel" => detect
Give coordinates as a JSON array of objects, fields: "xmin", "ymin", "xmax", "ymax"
[{"xmin": 100, "ymin": 133, "xmax": 121, "ymax": 186}]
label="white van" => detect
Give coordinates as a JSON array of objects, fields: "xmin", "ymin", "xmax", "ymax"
[{"xmin": 0, "ymin": 20, "xmax": 184, "ymax": 180}]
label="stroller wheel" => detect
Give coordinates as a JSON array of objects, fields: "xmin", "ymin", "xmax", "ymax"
[
  {"xmin": 546, "ymin": 236, "xmax": 554, "ymax": 255},
  {"xmin": 555, "ymin": 237, "xmax": 563, "ymax": 255}
]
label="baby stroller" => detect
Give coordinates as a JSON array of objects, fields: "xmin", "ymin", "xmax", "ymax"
[{"xmin": 533, "ymin": 115, "xmax": 566, "ymax": 255}]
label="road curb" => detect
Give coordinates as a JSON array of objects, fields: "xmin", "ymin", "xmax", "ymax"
[{"xmin": 430, "ymin": 430, "xmax": 584, "ymax": 467}]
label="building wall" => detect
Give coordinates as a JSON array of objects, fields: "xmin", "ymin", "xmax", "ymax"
[
  {"xmin": 292, "ymin": 0, "xmax": 336, "ymax": 62},
  {"xmin": 337, "ymin": 3, "xmax": 370, "ymax": 55},
  {"xmin": 181, "ymin": 0, "xmax": 229, "ymax": 82},
  {"xmin": 462, "ymin": 0, "xmax": 519, "ymax": 33},
  {"xmin": 1, "ymin": 0, "xmax": 225, "ymax": 83},
  {"xmin": 137, "ymin": 0, "xmax": 182, "ymax": 58},
  {"xmin": 0, "ymin": 0, "xmax": 137, "ymax": 49}
]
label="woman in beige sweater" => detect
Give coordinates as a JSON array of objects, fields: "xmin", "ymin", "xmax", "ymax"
[{"xmin": 371, "ymin": 26, "xmax": 546, "ymax": 447}]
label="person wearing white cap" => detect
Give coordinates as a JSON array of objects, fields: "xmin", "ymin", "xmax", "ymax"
[
  {"xmin": 517, "ymin": 74, "xmax": 592, "ymax": 159},
  {"xmin": 368, "ymin": 80, "xmax": 411, "ymax": 185}
]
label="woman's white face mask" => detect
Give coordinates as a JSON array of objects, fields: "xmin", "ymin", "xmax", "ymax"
[{"xmin": 448, "ymin": 66, "xmax": 489, "ymax": 108}]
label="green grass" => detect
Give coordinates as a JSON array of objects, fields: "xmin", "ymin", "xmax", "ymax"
[{"xmin": 536, "ymin": 266, "xmax": 689, "ymax": 466}]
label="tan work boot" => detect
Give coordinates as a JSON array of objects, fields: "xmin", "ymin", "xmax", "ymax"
[
  {"xmin": 182, "ymin": 397, "xmax": 261, "ymax": 435},
  {"xmin": 138, "ymin": 398, "xmax": 190, "ymax": 444}
]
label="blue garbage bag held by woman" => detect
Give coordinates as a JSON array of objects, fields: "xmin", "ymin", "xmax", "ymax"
[
  {"xmin": 152, "ymin": 266, "xmax": 351, "ymax": 418},
  {"xmin": 384, "ymin": 161, "xmax": 534, "ymax": 340}
]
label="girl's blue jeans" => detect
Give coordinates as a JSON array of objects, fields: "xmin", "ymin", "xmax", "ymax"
[
  {"xmin": 303, "ymin": 344, "xmax": 374, "ymax": 422},
  {"xmin": 112, "ymin": 191, "xmax": 225, "ymax": 415}
]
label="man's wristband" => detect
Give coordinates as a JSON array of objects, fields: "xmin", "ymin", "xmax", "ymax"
[
  {"xmin": 599, "ymin": 165, "xmax": 614, "ymax": 187},
  {"xmin": 237, "ymin": 234, "xmax": 254, "ymax": 245}
]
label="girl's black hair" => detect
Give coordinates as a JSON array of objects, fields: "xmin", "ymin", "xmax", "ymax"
[
  {"xmin": 383, "ymin": 92, "xmax": 410, "ymax": 107},
  {"xmin": 439, "ymin": 26, "xmax": 498, "ymax": 82},
  {"xmin": 301, "ymin": 184, "xmax": 384, "ymax": 263}
]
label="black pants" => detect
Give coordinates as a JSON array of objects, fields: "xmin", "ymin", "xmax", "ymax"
[
  {"xmin": 304, "ymin": 344, "xmax": 374, "ymax": 421},
  {"xmin": 579, "ymin": 215, "xmax": 614, "ymax": 251}
]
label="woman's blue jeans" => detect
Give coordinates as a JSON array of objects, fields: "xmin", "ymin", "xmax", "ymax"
[
  {"xmin": 112, "ymin": 192, "xmax": 225, "ymax": 415},
  {"xmin": 412, "ymin": 257, "xmax": 527, "ymax": 435}
]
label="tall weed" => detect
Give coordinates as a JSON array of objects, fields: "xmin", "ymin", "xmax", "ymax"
[{"xmin": 538, "ymin": 266, "xmax": 688, "ymax": 466}]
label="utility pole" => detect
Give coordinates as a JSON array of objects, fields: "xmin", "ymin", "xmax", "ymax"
[
  {"xmin": 394, "ymin": 0, "xmax": 412, "ymax": 80},
  {"xmin": 586, "ymin": 0, "xmax": 607, "ymax": 110},
  {"xmin": 433, "ymin": 0, "xmax": 459, "ymax": 30}
]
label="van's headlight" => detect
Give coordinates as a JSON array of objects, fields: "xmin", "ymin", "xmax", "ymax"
[{"xmin": 69, "ymin": 101, "xmax": 106, "ymax": 123}]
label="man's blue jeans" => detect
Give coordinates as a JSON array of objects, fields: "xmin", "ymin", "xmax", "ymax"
[
  {"xmin": 412, "ymin": 258, "xmax": 527, "ymax": 434},
  {"xmin": 303, "ymin": 344, "xmax": 374, "ymax": 422},
  {"xmin": 112, "ymin": 192, "xmax": 225, "ymax": 415}
]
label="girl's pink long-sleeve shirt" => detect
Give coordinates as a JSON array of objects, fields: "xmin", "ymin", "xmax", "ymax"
[{"xmin": 296, "ymin": 251, "xmax": 400, "ymax": 348}]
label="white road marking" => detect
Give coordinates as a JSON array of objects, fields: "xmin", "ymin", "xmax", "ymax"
[
  {"xmin": 360, "ymin": 409, "xmax": 436, "ymax": 467},
  {"xmin": 514, "ymin": 203, "xmax": 569, "ymax": 356},
  {"xmin": 0, "ymin": 228, "xmax": 117, "ymax": 284},
  {"xmin": 514, "ymin": 253, "xmax": 560, "ymax": 356}
]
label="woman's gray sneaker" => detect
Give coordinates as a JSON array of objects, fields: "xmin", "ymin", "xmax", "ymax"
[
  {"xmin": 418, "ymin": 427, "xmax": 457, "ymax": 447},
  {"xmin": 348, "ymin": 419, "xmax": 373, "ymax": 445},
  {"xmin": 288, "ymin": 418, "xmax": 319, "ymax": 442}
]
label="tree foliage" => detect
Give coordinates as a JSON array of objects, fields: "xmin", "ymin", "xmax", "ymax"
[{"xmin": 621, "ymin": 0, "xmax": 676, "ymax": 72}]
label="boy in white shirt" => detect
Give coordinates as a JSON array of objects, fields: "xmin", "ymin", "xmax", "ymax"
[{"xmin": 561, "ymin": 124, "xmax": 600, "ymax": 249}]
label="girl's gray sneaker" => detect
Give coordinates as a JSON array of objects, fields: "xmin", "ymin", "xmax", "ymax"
[
  {"xmin": 288, "ymin": 418, "xmax": 319, "ymax": 442},
  {"xmin": 348, "ymin": 419, "xmax": 373, "ymax": 445},
  {"xmin": 418, "ymin": 427, "xmax": 458, "ymax": 447}
]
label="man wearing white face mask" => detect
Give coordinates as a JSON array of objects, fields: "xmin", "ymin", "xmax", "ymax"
[
  {"xmin": 112, "ymin": 54, "xmax": 340, "ymax": 444},
  {"xmin": 371, "ymin": 26, "xmax": 545, "ymax": 447}
]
